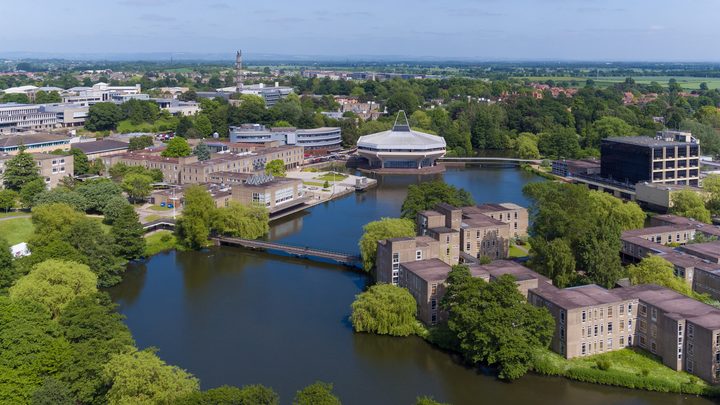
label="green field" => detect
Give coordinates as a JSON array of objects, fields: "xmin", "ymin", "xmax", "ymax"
[
  {"xmin": 144, "ymin": 230, "xmax": 182, "ymax": 256},
  {"xmin": 520, "ymin": 76, "xmax": 720, "ymax": 90},
  {"xmin": 314, "ymin": 173, "xmax": 349, "ymax": 182},
  {"xmin": 0, "ymin": 217, "xmax": 34, "ymax": 245}
]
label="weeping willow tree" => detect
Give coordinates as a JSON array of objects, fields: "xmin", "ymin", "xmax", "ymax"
[
  {"xmin": 211, "ymin": 202, "xmax": 270, "ymax": 239},
  {"xmin": 350, "ymin": 284, "xmax": 419, "ymax": 336},
  {"xmin": 358, "ymin": 217, "xmax": 416, "ymax": 271}
]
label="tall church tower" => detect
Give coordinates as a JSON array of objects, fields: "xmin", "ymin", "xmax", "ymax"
[{"xmin": 235, "ymin": 50, "xmax": 243, "ymax": 93}]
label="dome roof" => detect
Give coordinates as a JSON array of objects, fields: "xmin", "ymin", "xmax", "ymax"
[{"xmin": 357, "ymin": 111, "xmax": 446, "ymax": 151}]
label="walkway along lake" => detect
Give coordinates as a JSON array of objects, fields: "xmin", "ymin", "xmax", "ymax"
[{"xmin": 108, "ymin": 167, "xmax": 712, "ymax": 405}]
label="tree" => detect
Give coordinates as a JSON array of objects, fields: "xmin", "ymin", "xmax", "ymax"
[
  {"xmin": 85, "ymin": 102, "xmax": 122, "ymax": 131},
  {"xmin": 33, "ymin": 188, "xmax": 89, "ymax": 211},
  {"xmin": 442, "ymin": 267, "xmax": 554, "ymax": 380},
  {"xmin": 416, "ymin": 396, "xmax": 449, "ymax": 405},
  {"xmin": 103, "ymin": 349, "xmax": 199, "ymax": 405},
  {"xmin": 538, "ymin": 127, "xmax": 581, "ymax": 159},
  {"xmin": 705, "ymin": 174, "xmax": 720, "ymax": 215},
  {"xmin": 121, "ymin": 173, "xmax": 153, "ymax": 203},
  {"xmin": 193, "ymin": 141, "xmax": 211, "ymax": 161},
  {"xmin": 75, "ymin": 178, "xmax": 124, "ymax": 213},
  {"xmin": 161, "ymin": 137, "xmax": 192, "ymax": 157},
  {"xmin": 671, "ymin": 190, "xmax": 711, "ymax": 223},
  {"xmin": 58, "ymin": 292, "xmax": 135, "ymax": 404},
  {"xmin": 110, "ymin": 204, "xmax": 146, "ymax": 260},
  {"xmin": 585, "ymin": 116, "xmax": 635, "ymax": 149},
  {"xmin": 102, "ymin": 196, "xmax": 132, "ymax": 225},
  {"xmin": 588, "ymin": 190, "xmax": 645, "ymax": 231},
  {"xmin": 68, "ymin": 218, "xmax": 126, "ymax": 287},
  {"xmin": 31, "ymin": 378, "xmax": 73, "ymax": 405},
  {"xmin": 0, "ymin": 189, "xmax": 17, "ymax": 212},
  {"xmin": 516, "ymin": 133, "xmax": 540, "ymax": 159},
  {"xmin": 0, "ymin": 237, "xmax": 14, "ymax": 291},
  {"xmin": 9, "ymin": 259, "xmax": 98, "ymax": 318},
  {"xmin": 194, "ymin": 114, "xmax": 213, "ymax": 137},
  {"xmin": 628, "ymin": 256, "xmax": 695, "ymax": 297},
  {"xmin": 293, "ymin": 381, "xmax": 341, "ymax": 405},
  {"xmin": 70, "ymin": 148, "xmax": 90, "ymax": 176},
  {"xmin": 128, "ymin": 135, "xmax": 154, "ymax": 151},
  {"xmin": 265, "ymin": 159, "xmax": 286, "ymax": 177},
  {"xmin": 401, "ymin": 180, "xmax": 475, "ymax": 220},
  {"xmin": 176, "ymin": 116, "xmax": 194, "ymax": 137},
  {"xmin": 2, "ymin": 92, "xmax": 30, "ymax": 103},
  {"xmin": 351, "ymin": 284, "xmax": 419, "ymax": 336},
  {"xmin": 0, "ymin": 296, "xmax": 72, "ymax": 403},
  {"xmin": 386, "ymin": 91, "xmax": 420, "ymax": 114},
  {"xmin": 529, "ymin": 238, "xmax": 576, "ymax": 288},
  {"xmin": 178, "ymin": 385, "xmax": 279, "ymax": 405},
  {"xmin": 211, "ymin": 202, "xmax": 269, "ymax": 239},
  {"xmin": 359, "ymin": 218, "xmax": 416, "ymax": 271},
  {"xmin": 20, "ymin": 178, "xmax": 48, "ymax": 208},
  {"xmin": 33, "ymin": 90, "xmax": 61, "ymax": 104},
  {"xmin": 176, "ymin": 185, "xmax": 216, "ymax": 249},
  {"xmin": 2, "ymin": 148, "xmax": 41, "ymax": 190}
]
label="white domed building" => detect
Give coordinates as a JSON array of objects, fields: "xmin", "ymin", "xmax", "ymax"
[{"xmin": 356, "ymin": 111, "xmax": 446, "ymax": 173}]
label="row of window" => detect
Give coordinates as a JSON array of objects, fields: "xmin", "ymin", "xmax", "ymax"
[{"xmin": 581, "ymin": 303, "xmax": 632, "ymax": 322}]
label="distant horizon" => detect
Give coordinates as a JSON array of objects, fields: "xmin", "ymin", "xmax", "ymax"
[
  {"xmin": 2, "ymin": 0, "xmax": 718, "ymax": 63},
  {"xmin": 3, "ymin": 51, "xmax": 720, "ymax": 65}
]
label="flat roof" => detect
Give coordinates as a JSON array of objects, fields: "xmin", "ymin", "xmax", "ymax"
[
  {"xmin": 603, "ymin": 136, "xmax": 694, "ymax": 148},
  {"xmin": 617, "ymin": 284, "xmax": 720, "ymax": 330},
  {"xmin": 533, "ymin": 283, "xmax": 625, "ymax": 310},
  {"xmin": 31, "ymin": 152, "xmax": 70, "ymax": 160},
  {"xmin": 621, "ymin": 236, "xmax": 674, "ymax": 254},
  {"xmin": 478, "ymin": 260, "xmax": 550, "ymax": 283},
  {"xmin": 401, "ymin": 258, "xmax": 452, "ymax": 282},
  {"xmin": 622, "ymin": 225, "xmax": 695, "ymax": 238},
  {"xmin": 72, "ymin": 139, "xmax": 128, "ymax": 154},
  {"xmin": 0, "ymin": 133, "xmax": 70, "ymax": 148},
  {"xmin": 461, "ymin": 215, "xmax": 506, "ymax": 228},
  {"xmin": 680, "ymin": 241, "xmax": 720, "ymax": 261}
]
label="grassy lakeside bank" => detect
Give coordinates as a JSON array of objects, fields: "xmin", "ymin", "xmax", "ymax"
[{"xmin": 144, "ymin": 230, "xmax": 184, "ymax": 256}]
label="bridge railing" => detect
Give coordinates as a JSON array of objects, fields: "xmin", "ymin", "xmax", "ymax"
[{"xmin": 215, "ymin": 237, "xmax": 360, "ymax": 259}]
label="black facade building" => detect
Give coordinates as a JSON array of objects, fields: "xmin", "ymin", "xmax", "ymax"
[{"xmin": 600, "ymin": 137, "xmax": 700, "ymax": 186}]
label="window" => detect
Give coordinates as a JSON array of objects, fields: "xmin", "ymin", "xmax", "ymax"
[
  {"xmin": 560, "ymin": 310, "xmax": 565, "ymax": 324},
  {"xmin": 608, "ymin": 338, "xmax": 613, "ymax": 350},
  {"xmin": 688, "ymin": 324, "xmax": 694, "ymax": 338},
  {"xmin": 619, "ymin": 336, "xmax": 625, "ymax": 346},
  {"xmin": 651, "ymin": 307, "xmax": 657, "ymax": 322},
  {"xmin": 582, "ymin": 310, "xmax": 586, "ymax": 323},
  {"xmin": 431, "ymin": 313, "xmax": 437, "ymax": 324},
  {"xmin": 607, "ymin": 306, "xmax": 613, "ymax": 318},
  {"xmin": 560, "ymin": 327, "xmax": 565, "ymax": 339},
  {"xmin": 431, "ymin": 299, "xmax": 437, "ymax": 310},
  {"xmin": 416, "ymin": 250, "xmax": 422, "ymax": 260},
  {"xmin": 620, "ymin": 321, "xmax": 625, "ymax": 331},
  {"xmin": 594, "ymin": 325, "xmax": 598, "ymax": 336},
  {"xmin": 599, "ymin": 340, "xmax": 604, "ymax": 351},
  {"xmin": 651, "ymin": 325, "xmax": 657, "ymax": 338},
  {"xmin": 628, "ymin": 319, "xmax": 632, "ymax": 329},
  {"xmin": 608, "ymin": 322, "xmax": 613, "ymax": 334},
  {"xmin": 600, "ymin": 308, "xmax": 604, "ymax": 318},
  {"xmin": 619, "ymin": 305, "xmax": 625, "ymax": 315},
  {"xmin": 639, "ymin": 319, "xmax": 647, "ymax": 333},
  {"xmin": 431, "ymin": 283, "xmax": 437, "ymax": 295},
  {"xmin": 581, "ymin": 343, "xmax": 586, "ymax": 355},
  {"xmin": 651, "ymin": 341, "xmax": 657, "ymax": 353},
  {"xmin": 628, "ymin": 303, "xmax": 633, "ymax": 315},
  {"xmin": 639, "ymin": 304, "xmax": 647, "ymax": 317},
  {"xmin": 639, "ymin": 336, "xmax": 646, "ymax": 347}
]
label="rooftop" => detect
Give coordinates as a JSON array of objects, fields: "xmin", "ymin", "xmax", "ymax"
[
  {"xmin": 0, "ymin": 133, "xmax": 70, "ymax": 148},
  {"xmin": 401, "ymin": 259, "xmax": 452, "ymax": 282},
  {"xmin": 533, "ymin": 284, "xmax": 625, "ymax": 310},
  {"xmin": 356, "ymin": 111, "xmax": 446, "ymax": 151},
  {"xmin": 622, "ymin": 224, "xmax": 696, "ymax": 239},
  {"xmin": 479, "ymin": 260, "xmax": 550, "ymax": 283},
  {"xmin": 680, "ymin": 241, "xmax": 720, "ymax": 262},
  {"xmin": 616, "ymin": 284, "xmax": 720, "ymax": 329},
  {"xmin": 72, "ymin": 139, "xmax": 128, "ymax": 155},
  {"xmin": 603, "ymin": 136, "xmax": 695, "ymax": 148}
]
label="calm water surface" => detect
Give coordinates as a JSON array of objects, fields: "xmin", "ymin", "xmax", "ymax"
[{"xmin": 108, "ymin": 168, "xmax": 712, "ymax": 405}]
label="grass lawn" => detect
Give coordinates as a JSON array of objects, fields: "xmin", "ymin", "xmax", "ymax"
[
  {"xmin": 0, "ymin": 211, "xmax": 28, "ymax": 219},
  {"xmin": 144, "ymin": 230, "xmax": 183, "ymax": 256},
  {"xmin": 0, "ymin": 217, "xmax": 34, "ymax": 245},
  {"xmin": 533, "ymin": 348, "xmax": 717, "ymax": 395},
  {"xmin": 303, "ymin": 181, "xmax": 326, "ymax": 187},
  {"xmin": 509, "ymin": 244, "xmax": 528, "ymax": 258},
  {"xmin": 148, "ymin": 205, "xmax": 172, "ymax": 211},
  {"xmin": 314, "ymin": 172, "xmax": 349, "ymax": 182}
]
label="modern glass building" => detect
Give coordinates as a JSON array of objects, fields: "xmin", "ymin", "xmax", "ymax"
[{"xmin": 600, "ymin": 137, "xmax": 700, "ymax": 186}]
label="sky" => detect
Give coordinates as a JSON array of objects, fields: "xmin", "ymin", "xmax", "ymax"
[{"xmin": 1, "ymin": 0, "xmax": 719, "ymax": 61}]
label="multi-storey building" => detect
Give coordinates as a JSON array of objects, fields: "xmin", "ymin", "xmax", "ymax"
[
  {"xmin": 181, "ymin": 146, "xmax": 304, "ymax": 184},
  {"xmin": 0, "ymin": 103, "xmax": 58, "ymax": 134},
  {"xmin": 463, "ymin": 203, "xmax": 529, "ymax": 238},
  {"xmin": 600, "ymin": 136, "xmax": 700, "ymax": 187},
  {"xmin": 104, "ymin": 153, "xmax": 198, "ymax": 184},
  {"xmin": 41, "ymin": 103, "xmax": 89, "ymax": 127},
  {"xmin": 31, "ymin": 153, "xmax": 74, "ymax": 188},
  {"xmin": 229, "ymin": 124, "xmax": 342, "ymax": 155},
  {"xmin": 231, "ymin": 174, "xmax": 308, "ymax": 215}
]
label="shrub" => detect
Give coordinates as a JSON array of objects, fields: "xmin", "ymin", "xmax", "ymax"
[{"xmin": 596, "ymin": 359, "xmax": 611, "ymax": 371}]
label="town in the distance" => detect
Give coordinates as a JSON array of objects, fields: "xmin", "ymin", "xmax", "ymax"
[{"xmin": 1, "ymin": 47, "xmax": 720, "ymax": 405}]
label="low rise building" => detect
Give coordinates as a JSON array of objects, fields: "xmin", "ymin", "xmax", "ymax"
[
  {"xmin": 31, "ymin": 153, "xmax": 74, "ymax": 188},
  {"xmin": 229, "ymin": 124, "xmax": 342, "ymax": 155},
  {"xmin": 72, "ymin": 139, "xmax": 129, "ymax": 160},
  {"xmin": 0, "ymin": 133, "xmax": 71, "ymax": 155},
  {"xmin": 552, "ymin": 159, "xmax": 602, "ymax": 178},
  {"xmin": 104, "ymin": 152, "xmax": 198, "ymax": 184},
  {"xmin": 40, "ymin": 103, "xmax": 89, "ymax": 127},
  {"xmin": 230, "ymin": 173, "xmax": 307, "ymax": 214}
]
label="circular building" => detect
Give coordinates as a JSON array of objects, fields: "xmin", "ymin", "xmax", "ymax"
[{"xmin": 356, "ymin": 111, "xmax": 446, "ymax": 173}]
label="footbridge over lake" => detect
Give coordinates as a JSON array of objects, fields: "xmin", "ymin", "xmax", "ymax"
[
  {"xmin": 214, "ymin": 236, "xmax": 362, "ymax": 268},
  {"xmin": 438, "ymin": 157, "xmax": 541, "ymax": 165}
]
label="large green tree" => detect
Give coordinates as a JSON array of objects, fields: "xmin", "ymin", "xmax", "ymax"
[
  {"xmin": 442, "ymin": 266, "xmax": 554, "ymax": 380},
  {"xmin": 70, "ymin": 148, "xmax": 90, "ymax": 176},
  {"xmin": 9, "ymin": 259, "xmax": 98, "ymax": 319},
  {"xmin": 0, "ymin": 237, "xmax": 14, "ymax": 291},
  {"xmin": 110, "ymin": 204, "xmax": 146, "ymax": 260},
  {"xmin": 103, "ymin": 349, "xmax": 199, "ymax": 405},
  {"xmin": 161, "ymin": 137, "xmax": 192, "ymax": 157},
  {"xmin": 211, "ymin": 202, "xmax": 269, "ymax": 239},
  {"xmin": 671, "ymin": 190, "xmax": 712, "ymax": 223},
  {"xmin": 351, "ymin": 284, "xmax": 419, "ymax": 336},
  {"xmin": 20, "ymin": 178, "xmax": 50, "ymax": 208},
  {"xmin": 128, "ymin": 135, "xmax": 154, "ymax": 151},
  {"xmin": 293, "ymin": 381, "xmax": 341, "ymax": 405},
  {"xmin": 358, "ymin": 218, "xmax": 416, "ymax": 271},
  {"xmin": 176, "ymin": 185, "xmax": 216, "ymax": 249},
  {"xmin": 0, "ymin": 189, "xmax": 17, "ymax": 212},
  {"xmin": 401, "ymin": 181, "xmax": 475, "ymax": 220},
  {"xmin": 178, "ymin": 385, "xmax": 279, "ymax": 405},
  {"xmin": 628, "ymin": 256, "xmax": 695, "ymax": 298},
  {"xmin": 265, "ymin": 159, "xmax": 287, "ymax": 177},
  {"xmin": 85, "ymin": 103, "xmax": 123, "ymax": 132},
  {"xmin": 121, "ymin": 173, "xmax": 153, "ymax": 203},
  {"xmin": 2, "ymin": 149, "xmax": 41, "ymax": 191}
]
